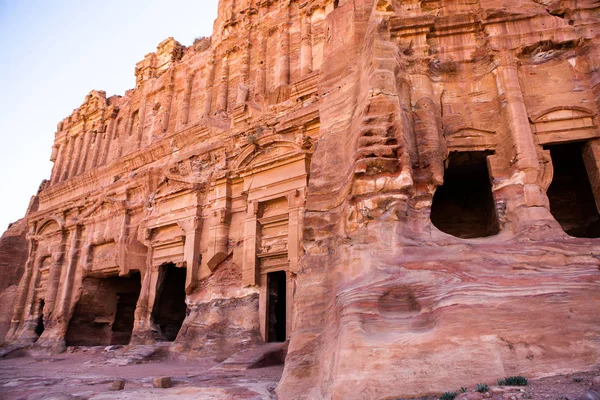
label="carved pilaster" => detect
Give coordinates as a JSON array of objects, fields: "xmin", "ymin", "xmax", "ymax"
[
  {"xmin": 242, "ymin": 200, "xmax": 259, "ymax": 286},
  {"xmin": 300, "ymin": 12, "xmax": 313, "ymax": 76},
  {"xmin": 277, "ymin": 22, "xmax": 290, "ymax": 87},
  {"xmin": 162, "ymin": 70, "xmax": 176, "ymax": 132},
  {"xmin": 180, "ymin": 70, "xmax": 195, "ymax": 125},
  {"xmin": 255, "ymin": 30, "xmax": 267, "ymax": 97},
  {"xmin": 410, "ymin": 73, "xmax": 445, "ymax": 185},
  {"xmin": 203, "ymin": 177, "xmax": 232, "ymax": 278},
  {"xmin": 216, "ymin": 54, "xmax": 230, "ymax": 112},
  {"xmin": 203, "ymin": 54, "xmax": 217, "ymax": 116},
  {"xmin": 51, "ymin": 142, "xmax": 66, "ymax": 185}
]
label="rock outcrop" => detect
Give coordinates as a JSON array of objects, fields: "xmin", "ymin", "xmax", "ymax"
[{"xmin": 2, "ymin": 0, "xmax": 600, "ymax": 399}]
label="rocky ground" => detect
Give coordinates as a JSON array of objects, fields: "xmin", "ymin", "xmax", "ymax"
[
  {"xmin": 393, "ymin": 370, "xmax": 600, "ymax": 400},
  {"xmin": 0, "ymin": 345, "xmax": 282, "ymax": 399},
  {"xmin": 0, "ymin": 345, "xmax": 598, "ymax": 400}
]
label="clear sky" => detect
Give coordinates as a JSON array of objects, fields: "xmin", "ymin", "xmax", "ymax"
[{"xmin": 0, "ymin": 0, "xmax": 219, "ymax": 232}]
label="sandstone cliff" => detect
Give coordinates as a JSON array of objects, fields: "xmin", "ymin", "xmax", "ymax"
[{"xmin": 2, "ymin": 0, "xmax": 600, "ymax": 398}]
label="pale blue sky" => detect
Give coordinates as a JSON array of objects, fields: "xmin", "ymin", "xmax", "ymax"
[{"xmin": 0, "ymin": 0, "xmax": 219, "ymax": 232}]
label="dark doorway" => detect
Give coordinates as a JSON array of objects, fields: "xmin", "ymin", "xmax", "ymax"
[
  {"xmin": 65, "ymin": 272, "xmax": 141, "ymax": 346},
  {"xmin": 34, "ymin": 299, "xmax": 45, "ymax": 339},
  {"xmin": 267, "ymin": 271, "xmax": 287, "ymax": 343},
  {"xmin": 152, "ymin": 263, "xmax": 187, "ymax": 341},
  {"xmin": 431, "ymin": 151, "xmax": 500, "ymax": 238},
  {"xmin": 545, "ymin": 142, "xmax": 600, "ymax": 238}
]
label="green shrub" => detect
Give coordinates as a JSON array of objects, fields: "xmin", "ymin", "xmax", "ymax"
[
  {"xmin": 475, "ymin": 383, "xmax": 489, "ymax": 393},
  {"xmin": 498, "ymin": 376, "xmax": 528, "ymax": 386},
  {"xmin": 460, "ymin": 387, "xmax": 468, "ymax": 393},
  {"xmin": 439, "ymin": 391, "xmax": 458, "ymax": 400}
]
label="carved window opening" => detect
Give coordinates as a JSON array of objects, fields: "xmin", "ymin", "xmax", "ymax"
[
  {"xmin": 544, "ymin": 142, "xmax": 600, "ymax": 238},
  {"xmin": 431, "ymin": 151, "xmax": 499, "ymax": 239},
  {"xmin": 266, "ymin": 270, "xmax": 287, "ymax": 343},
  {"xmin": 34, "ymin": 299, "xmax": 45, "ymax": 340},
  {"xmin": 65, "ymin": 272, "xmax": 141, "ymax": 346},
  {"xmin": 151, "ymin": 263, "xmax": 187, "ymax": 342}
]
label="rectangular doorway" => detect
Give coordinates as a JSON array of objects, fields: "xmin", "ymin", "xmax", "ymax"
[
  {"xmin": 151, "ymin": 263, "xmax": 187, "ymax": 341},
  {"xmin": 430, "ymin": 151, "xmax": 499, "ymax": 238},
  {"xmin": 545, "ymin": 142, "xmax": 600, "ymax": 238},
  {"xmin": 266, "ymin": 271, "xmax": 287, "ymax": 343},
  {"xmin": 65, "ymin": 272, "xmax": 141, "ymax": 346}
]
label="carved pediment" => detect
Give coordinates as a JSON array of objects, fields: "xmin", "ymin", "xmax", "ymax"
[
  {"xmin": 445, "ymin": 127, "xmax": 496, "ymax": 150},
  {"xmin": 531, "ymin": 107, "xmax": 598, "ymax": 145},
  {"xmin": 35, "ymin": 218, "xmax": 62, "ymax": 236},
  {"xmin": 533, "ymin": 106, "xmax": 594, "ymax": 123},
  {"xmin": 235, "ymin": 139, "xmax": 301, "ymax": 171}
]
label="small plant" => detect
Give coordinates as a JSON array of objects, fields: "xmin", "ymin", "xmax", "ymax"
[
  {"xmin": 475, "ymin": 383, "xmax": 489, "ymax": 393},
  {"xmin": 439, "ymin": 391, "xmax": 458, "ymax": 400},
  {"xmin": 460, "ymin": 387, "xmax": 468, "ymax": 393},
  {"xmin": 498, "ymin": 376, "xmax": 528, "ymax": 386}
]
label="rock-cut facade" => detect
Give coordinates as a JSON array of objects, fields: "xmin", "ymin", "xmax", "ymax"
[{"xmin": 2, "ymin": 0, "xmax": 600, "ymax": 399}]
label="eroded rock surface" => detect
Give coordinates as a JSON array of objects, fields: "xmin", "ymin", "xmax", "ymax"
[{"xmin": 2, "ymin": 0, "xmax": 600, "ymax": 399}]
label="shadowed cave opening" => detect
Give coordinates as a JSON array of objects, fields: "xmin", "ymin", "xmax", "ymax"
[
  {"xmin": 545, "ymin": 142, "xmax": 600, "ymax": 238},
  {"xmin": 431, "ymin": 151, "xmax": 499, "ymax": 238},
  {"xmin": 267, "ymin": 271, "xmax": 287, "ymax": 343},
  {"xmin": 65, "ymin": 272, "xmax": 141, "ymax": 346},
  {"xmin": 151, "ymin": 263, "xmax": 187, "ymax": 342}
]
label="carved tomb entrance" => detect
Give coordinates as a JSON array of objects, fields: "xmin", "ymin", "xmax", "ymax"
[
  {"xmin": 151, "ymin": 262, "xmax": 187, "ymax": 341},
  {"xmin": 431, "ymin": 151, "xmax": 499, "ymax": 238},
  {"xmin": 34, "ymin": 299, "xmax": 45, "ymax": 340},
  {"xmin": 266, "ymin": 270, "xmax": 287, "ymax": 342},
  {"xmin": 545, "ymin": 142, "xmax": 600, "ymax": 238},
  {"xmin": 65, "ymin": 272, "xmax": 141, "ymax": 346}
]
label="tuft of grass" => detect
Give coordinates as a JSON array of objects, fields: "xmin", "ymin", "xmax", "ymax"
[
  {"xmin": 498, "ymin": 376, "xmax": 528, "ymax": 386},
  {"xmin": 475, "ymin": 383, "xmax": 489, "ymax": 393},
  {"xmin": 439, "ymin": 391, "xmax": 458, "ymax": 400},
  {"xmin": 460, "ymin": 387, "xmax": 468, "ymax": 393}
]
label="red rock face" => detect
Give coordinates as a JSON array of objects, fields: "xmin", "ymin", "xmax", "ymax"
[
  {"xmin": 0, "ymin": 218, "xmax": 29, "ymax": 343},
  {"xmin": 2, "ymin": 0, "xmax": 600, "ymax": 398}
]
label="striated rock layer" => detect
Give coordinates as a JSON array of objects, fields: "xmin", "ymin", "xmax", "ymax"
[{"xmin": 2, "ymin": 0, "xmax": 600, "ymax": 398}]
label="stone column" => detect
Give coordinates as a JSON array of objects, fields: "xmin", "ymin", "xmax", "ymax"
[
  {"xmin": 68, "ymin": 134, "xmax": 84, "ymax": 178},
  {"xmin": 43, "ymin": 230, "xmax": 67, "ymax": 321},
  {"xmin": 300, "ymin": 12, "xmax": 313, "ymax": 76},
  {"xmin": 101, "ymin": 119, "xmax": 116, "ymax": 165},
  {"xmin": 410, "ymin": 73, "xmax": 445, "ymax": 185},
  {"xmin": 7, "ymin": 231, "xmax": 37, "ymax": 341},
  {"xmin": 287, "ymin": 189, "xmax": 305, "ymax": 274},
  {"xmin": 203, "ymin": 177, "xmax": 231, "ymax": 278},
  {"xmin": 162, "ymin": 73, "xmax": 176, "ymax": 132},
  {"xmin": 495, "ymin": 52, "xmax": 539, "ymax": 177},
  {"xmin": 77, "ymin": 129, "xmax": 93, "ymax": 175},
  {"xmin": 177, "ymin": 217, "xmax": 202, "ymax": 293},
  {"xmin": 203, "ymin": 55, "xmax": 217, "ymax": 117},
  {"xmin": 51, "ymin": 142, "xmax": 66, "ymax": 185},
  {"xmin": 237, "ymin": 41, "xmax": 252, "ymax": 106},
  {"xmin": 131, "ymin": 231, "xmax": 157, "ymax": 344},
  {"xmin": 180, "ymin": 70, "xmax": 195, "ymax": 125},
  {"xmin": 216, "ymin": 54, "xmax": 230, "ymax": 112},
  {"xmin": 137, "ymin": 93, "xmax": 148, "ymax": 148},
  {"xmin": 277, "ymin": 22, "xmax": 290, "ymax": 87},
  {"xmin": 90, "ymin": 129, "xmax": 103, "ymax": 169},
  {"xmin": 494, "ymin": 51, "xmax": 550, "ymax": 225},
  {"xmin": 242, "ymin": 200, "xmax": 259, "ymax": 286},
  {"xmin": 60, "ymin": 136, "xmax": 75, "ymax": 182},
  {"xmin": 53, "ymin": 224, "xmax": 82, "ymax": 343},
  {"xmin": 255, "ymin": 30, "xmax": 267, "ymax": 97}
]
